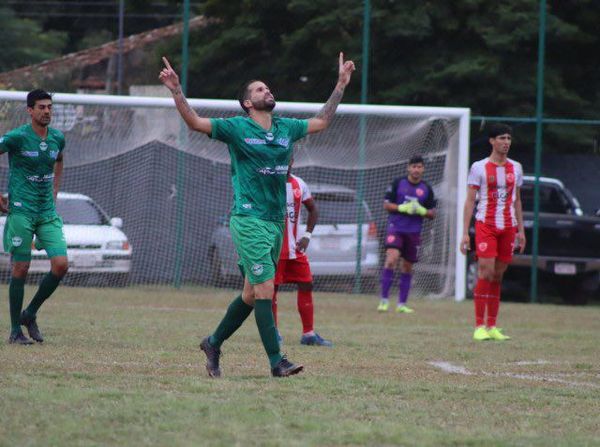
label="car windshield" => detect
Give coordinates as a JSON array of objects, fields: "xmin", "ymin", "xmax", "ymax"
[
  {"xmin": 56, "ymin": 198, "xmax": 109, "ymax": 225},
  {"xmin": 520, "ymin": 184, "xmax": 572, "ymax": 214},
  {"xmin": 309, "ymin": 192, "xmax": 373, "ymax": 224}
]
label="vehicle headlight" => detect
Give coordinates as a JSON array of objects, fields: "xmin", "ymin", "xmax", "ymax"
[{"xmin": 106, "ymin": 240, "xmax": 130, "ymax": 250}]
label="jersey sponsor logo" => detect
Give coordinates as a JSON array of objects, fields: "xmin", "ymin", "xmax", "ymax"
[
  {"xmin": 39, "ymin": 141, "xmax": 48, "ymax": 151},
  {"xmin": 251, "ymin": 263, "xmax": 264, "ymax": 276},
  {"xmin": 13, "ymin": 202, "xmax": 22, "ymax": 207},
  {"xmin": 244, "ymin": 138, "xmax": 267, "ymax": 145},
  {"xmin": 12, "ymin": 236, "xmax": 23, "ymax": 247},
  {"xmin": 26, "ymin": 173, "xmax": 54, "ymax": 183},
  {"xmin": 478, "ymin": 242, "xmax": 488, "ymax": 252},
  {"xmin": 23, "ymin": 151, "xmax": 39, "ymax": 157},
  {"xmin": 242, "ymin": 203, "xmax": 252, "ymax": 209},
  {"xmin": 276, "ymin": 138, "xmax": 289, "ymax": 147},
  {"xmin": 416, "ymin": 188, "xmax": 424, "ymax": 197},
  {"xmin": 491, "ymin": 191, "xmax": 510, "ymax": 200},
  {"xmin": 50, "ymin": 150, "xmax": 59, "ymax": 159},
  {"xmin": 257, "ymin": 167, "xmax": 276, "ymax": 175},
  {"xmin": 265, "ymin": 132, "xmax": 274, "ymax": 142}
]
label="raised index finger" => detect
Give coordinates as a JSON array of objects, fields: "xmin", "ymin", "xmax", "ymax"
[
  {"xmin": 339, "ymin": 52, "xmax": 344, "ymax": 67},
  {"xmin": 162, "ymin": 56, "xmax": 173, "ymax": 70}
]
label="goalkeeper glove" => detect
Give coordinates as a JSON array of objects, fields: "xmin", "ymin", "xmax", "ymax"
[
  {"xmin": 413, "ymin": 203, "xmax": 428, "ymax": 217},
  {"xmin": 397, "ymin": 203, "xmax": 413, "ymax": 214}
]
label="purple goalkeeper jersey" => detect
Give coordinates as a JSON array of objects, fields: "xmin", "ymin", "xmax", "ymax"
[{"xmin": 384, "ymin": 176, "xmax": 436, "ymax": 233}]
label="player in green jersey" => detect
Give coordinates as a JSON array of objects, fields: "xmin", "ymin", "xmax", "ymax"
[
  {"xmin": 0, "ymin": 89, "xmax": 69, "ymax": 345},
  {"xmin": 159, "ymin": 53, "xmax": 355, "ymax": 377}
]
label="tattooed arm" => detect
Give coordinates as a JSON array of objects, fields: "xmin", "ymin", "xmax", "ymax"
[
  {"xmin": 307, "ymin": 52, "xmax": 356, "ymax": 134},
  {"xmin": 159, "ymin": 57, "xmax": 212, "ymax": 135}
]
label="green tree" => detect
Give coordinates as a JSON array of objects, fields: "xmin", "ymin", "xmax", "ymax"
[{"xmin": 0, "ymin": 6, "xmax": 67, "ymax": 72}]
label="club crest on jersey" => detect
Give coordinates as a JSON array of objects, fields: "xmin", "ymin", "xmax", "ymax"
[
  {"xmin": 506, "ymin": 173, "xmax": 515, "ymax": 183},
  {"xmin": 39, "ymin": 141, "xmax": 48, "ymax": 151},
  {"xmin": 416, "ymin": 188, "xmax": 424, "ymax": 197},
  {"xmin": 478, "ymin": 242, "xmax": 488, "ymax": 252},
  {"xmin": 251, "ymin": 263, "xmax": 264, "ymax": 276},
  {"xmin": 293, "ymin": 188, "xmax": 301, "ymax": 199},
  {"xmin": 265, "ymin": 132, "xmax": 274, "ymax": 142}
]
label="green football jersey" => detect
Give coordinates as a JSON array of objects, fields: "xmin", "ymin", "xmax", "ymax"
[
  {"xmin": 210, "ymin": 115, "xmax": 308, "ymax": 222},
  {"xmin": 0, "ymin": 124, "xmax": 65, "ymax": 216}
]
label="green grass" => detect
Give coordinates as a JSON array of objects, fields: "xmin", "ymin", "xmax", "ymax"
[{"xmin": 1, "ymin": 285, "xmax": 599, "ymax": 447}]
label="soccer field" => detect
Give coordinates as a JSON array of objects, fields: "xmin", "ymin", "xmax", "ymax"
[{"xmin": 1, "ymin": 286, "xmax": 598, "ymax": 446}]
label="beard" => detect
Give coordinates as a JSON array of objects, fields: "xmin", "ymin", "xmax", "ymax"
[{"xmin": 253, "ymin": 98, "xmax": 276, "ymax": 112}]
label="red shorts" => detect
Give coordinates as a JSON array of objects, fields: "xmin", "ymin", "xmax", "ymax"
[
  {"xmin": 274, "ymin": 256, "xmax": 313, "ymax": 285},
  {"xmin": 475, "ymin": 221, "xmax": 517, "ymax": 263}
]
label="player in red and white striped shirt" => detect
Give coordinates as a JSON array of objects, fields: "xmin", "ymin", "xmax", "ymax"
[
  {"xmin": 460, "ymin": 124, "xmax": 526, "ymax": 341},
  {"xmin": 272, "ymin": 166, "xmax": 332, "ymax": 347}
]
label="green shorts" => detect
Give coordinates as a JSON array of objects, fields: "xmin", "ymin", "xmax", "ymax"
[
  {"xmin": 3, "ymin": 212, "xmax": 67, "ymax": 262},
  {"xmin": 229, "ymin": 215, "xmax": 284, "ymax": 285}
]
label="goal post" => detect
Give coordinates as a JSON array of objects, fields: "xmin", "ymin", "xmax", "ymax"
[{"xmin": 0, "ymin": 90, "xmax": 469, "ymax": 300}]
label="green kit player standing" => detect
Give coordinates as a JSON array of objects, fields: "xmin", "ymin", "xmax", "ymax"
[
  {"xmin": 159, "ymin": 53, "xmax": 355, "ymax": 377},
  {"xmin": 0, "ymin": 89, "xmax": 69, "ymax": 345}
]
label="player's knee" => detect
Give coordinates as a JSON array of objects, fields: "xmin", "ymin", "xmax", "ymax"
[
  {"xmin": 12, "ymin": 263, "xmax": 30, "ymax": 278},
  {"xmin": 478, "ymin": 267, "xmax": 495, "ymax": 281},
  {"xmin": 51, "ymin": 259, "xmax": 69, "ymax": 278}
]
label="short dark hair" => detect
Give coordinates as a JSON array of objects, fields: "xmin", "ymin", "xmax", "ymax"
[
  {"xmin": 237, "ymin": 80, "xmax": 261, "ymax": 114},
  {"xmin": 27, "ymin": 89, "xmax": 52, "ymax": 108},
  {"xmin": 488, "ymin": 123, "xmax": 512, "ymax": 139},
  {"xmin": 408, "ymin": 155, "xmax": 424, "ymax": 165}
]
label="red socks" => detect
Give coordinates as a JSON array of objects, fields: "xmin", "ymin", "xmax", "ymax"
[
  {"xmin": 297, "ymin": 289, "xmax": 314, "ymax": 334},
  {"xmin": 474, "ymin": 279, "xmax": 501, "ymax": 327},
  {"xmin": 487, "ymin": 281, "xmax": 501, "ymax": 327},
  {"xmin": 473, "ymin": 278, "xmax": 490, "ymax": 327}
]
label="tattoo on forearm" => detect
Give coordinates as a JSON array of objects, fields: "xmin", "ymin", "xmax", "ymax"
[
  {"xmin": 178, "ymin": 94, "xmax": 196, "ymax": 117},
  {"xmin": 316, "ymin": 88, "xmax": 344, "ymax": 122}
]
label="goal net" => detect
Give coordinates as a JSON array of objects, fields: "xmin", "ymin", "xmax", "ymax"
[{"xmin": 0, "ymin": 90, "xmax": 469, "ymax": 300}]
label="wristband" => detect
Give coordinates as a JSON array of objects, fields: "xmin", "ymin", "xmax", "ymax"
[{"xmin": 302, "ymin": 232, "xmax": 312, "ymax": 240}]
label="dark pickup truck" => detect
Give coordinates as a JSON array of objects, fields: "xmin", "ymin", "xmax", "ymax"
[{"xmin": 467, "ymin": 175, "xmax": 600, "ymax": 304}]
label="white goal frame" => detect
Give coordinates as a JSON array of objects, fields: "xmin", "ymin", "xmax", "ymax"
[{"xmin": 0, "ymin": 90, "xmax": 470, "ymax": 301}]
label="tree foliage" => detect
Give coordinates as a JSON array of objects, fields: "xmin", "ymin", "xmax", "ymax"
[{"xmin": 2, "ymin": 1, "xmax": 600, "ymax": 151}]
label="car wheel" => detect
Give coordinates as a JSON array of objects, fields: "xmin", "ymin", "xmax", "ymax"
[{"xmin": 557, "ymin": 276, "xmax": 589, "ymax": 306}]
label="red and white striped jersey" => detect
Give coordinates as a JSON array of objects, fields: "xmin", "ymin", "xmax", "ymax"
[
  {"xmin": 280, "ymin": 174, "xmax": 312, "ymax": 260},
  {"xmin": 467, "ymin": 157, "xmax": 523, "ymax": 230}
]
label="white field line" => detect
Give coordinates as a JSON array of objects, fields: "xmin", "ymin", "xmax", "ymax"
[
  {"xmin": 429, "ymin": 361, "xmax": 600, "ymax": 389},
  {"xmin": 511, "ymin": 360, "xmax": 555, "ymax": 365},
  {"xmin": 428, "ymin": 361, "xmax": 474, "ymax": 375}
]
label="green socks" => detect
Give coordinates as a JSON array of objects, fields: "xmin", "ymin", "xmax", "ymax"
[
  {"xmin": 24, "ymin": 272, "xmax": 62, "ymax": 318},
  {"xmin": 208, "ymin": 296, "xmax": 283, "ymax": 368},
  {"xmin": 254, "ymin": 299, "xmax": 282, "ymax": 367},
  {"xmin": 209, "ymin": 295, "xmax": 253, "ymax": 348},
  {"xmin": 9, "ymin": 277, "xmax": 26, "ymax": 334}
]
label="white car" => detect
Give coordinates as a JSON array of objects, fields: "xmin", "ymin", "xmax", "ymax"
[
  {"xmin": 0, "ymin": 192, "xmax": 132, "ymax": 287},
  {"xmin": 208, "ymin": 183, "xmax": 380, "ymax": 289}
]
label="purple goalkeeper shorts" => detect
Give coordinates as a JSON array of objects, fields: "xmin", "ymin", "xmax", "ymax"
[{"xmin": 384, "ymin": 231, "xmax": 421, "ymax": 263}]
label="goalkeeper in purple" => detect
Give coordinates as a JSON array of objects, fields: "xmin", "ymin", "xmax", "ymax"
[
  {"xmin": 0, "ymin": 89, "xmax": 69, "ymax": 345},
  {"xmin": 377, "ymin": 155, "xmax": 436, "ymax": 313}
]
